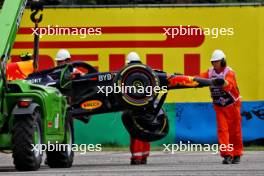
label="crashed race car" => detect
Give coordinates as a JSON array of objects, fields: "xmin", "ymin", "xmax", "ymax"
[{"xmin": 26, "ymin": 61, "xmax": 222, "ymax": 142}]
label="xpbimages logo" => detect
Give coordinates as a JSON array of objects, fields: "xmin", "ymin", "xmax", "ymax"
[
  {"xmin": 31, "ymin": 142, "xmax": 102, "ymax": 155},
  {"xmin": 163, "ymin": 141, "xmax": 234, "ymax": 154},
  {"xmin": 97, "ymin": 83, "xmax": 168, "ymax": 96},
  {"xmin": 31, "ymin": 25, "xmax": 102, "ymax": 38},
  {"xmin": 163, "ymin": 25, "xmax": 234, "ymax": 39}
]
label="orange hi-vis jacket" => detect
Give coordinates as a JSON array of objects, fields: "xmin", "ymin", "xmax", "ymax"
[{"xmin": 200, "ymin": 66, "xmax": 241, "ymax": 106}]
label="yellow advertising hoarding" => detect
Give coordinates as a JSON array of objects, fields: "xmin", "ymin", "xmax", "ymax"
[{"xmin": 12, "ymin": 6, "xmax": 264, "ymax": 102}]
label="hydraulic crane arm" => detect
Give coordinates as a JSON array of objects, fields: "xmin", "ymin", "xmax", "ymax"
[{"xmin": 0, "ymin": 0, "xmax": 28, "ymax": 61}]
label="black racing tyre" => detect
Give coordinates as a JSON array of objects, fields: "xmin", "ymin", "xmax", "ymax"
[
  {"xmin": 12, "ymin": 108, "xmax": 43, "ymax": 171},
  {"xmin": 122, "ymin": 108, "xmax": 169, "ymax": 142},
  {"xmin": 46, "ymin": 115, "xmax": 74, "ymax": 168},
  {"xmin": 114, "ymin": 63, "xmax": 160, "ymax": 108}
]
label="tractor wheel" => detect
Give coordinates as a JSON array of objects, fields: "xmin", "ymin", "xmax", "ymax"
[
  {"xmin": 46, "ymin": 115, "xmax": 74, "ymax": 168},
  {"xmin": 12, "ymin": 108, "xmax": 43, "ymax": 171}
]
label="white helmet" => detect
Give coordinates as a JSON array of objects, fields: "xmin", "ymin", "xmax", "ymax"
[
  {"xmin": 55, "ymin": 49, "xmax": 71, "ymax": 61},
  {"xmin": 210, "ymin": 49, "xmax": 226, "ymax": 62},
  {"xmin": 126, "ymin": 51, "xmax": 141, "ymax": 64}
]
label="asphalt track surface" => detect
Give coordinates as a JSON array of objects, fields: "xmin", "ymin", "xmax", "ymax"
[{"xmin": 0, "ymin": 151, "xmax": 264, "ymax": 176}]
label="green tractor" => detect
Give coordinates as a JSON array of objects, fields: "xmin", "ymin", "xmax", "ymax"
[{"xmin": 0, "ymin": 0, "xmax": 74, "ymax": 171}]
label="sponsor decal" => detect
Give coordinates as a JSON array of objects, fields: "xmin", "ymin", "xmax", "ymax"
[
  {"xmin": 98, "ymin": 73, "xmax": 112, "ymax": 81},
  {"xmin": 81, "ymin": 100, "xmax": 102, "ymax": 110}
]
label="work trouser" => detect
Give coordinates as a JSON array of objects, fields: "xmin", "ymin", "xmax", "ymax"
[
  {"xmin": 214, "ymin": 101, "xmax": 243, "ymax": 157},
  {"xmin": 130, "ymin": 137, "xmax": 150, "ymax": 160}
]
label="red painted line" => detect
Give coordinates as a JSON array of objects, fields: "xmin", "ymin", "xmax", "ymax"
[
  {"xmin": 19, "ymin": 26, "xmax": 199, "ymax": 34},
  {"xmin": 71, "ymin": 55, "xmax": 98, "ymax": 61},
  {"xmin": 146, "ymin": 54, "xmax": 163, "ymax": 70},
  {"xmin": 184, "ymin": 54, "xmax": 200, "ymax": 76},
  {"xmin": 15, "ymin": 26, "xmax": 204, "ymax": 48},
  {"xmin": 109, "ymin": 54, "xmax": 125, "ymax": 71}
]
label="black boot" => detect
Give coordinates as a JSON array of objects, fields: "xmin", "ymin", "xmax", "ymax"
[
  {"xmin": 232, "ymin": 156, "xmax": 241, "ymax": 164},
  {"xmin": 44, "ymin": 158, "xmax": 48, "ymax": 165},
  {"xmin": 130, "ymin": 159, "xmax": 141, "ymax": 165},
  {"xmin": 141, "ymin": 158, "xmax": 147, "ymax": 164},
  {"xmin": 222, "ymin": 155, "xmax": 232, "ymax": 164}
]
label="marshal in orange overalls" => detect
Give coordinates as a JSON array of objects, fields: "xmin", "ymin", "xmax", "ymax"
[{"xmin": 200, "ymin": 66, "xmax": 243, "ymax": 158}]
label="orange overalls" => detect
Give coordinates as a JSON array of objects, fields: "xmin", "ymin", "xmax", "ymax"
[
  {"xmin": 200, "ymin": 66, "xmax": 243, "ymax": 157},
  {"xmin": 130, "ymin": 137, "xmax": 150, "ymax": 160}
]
